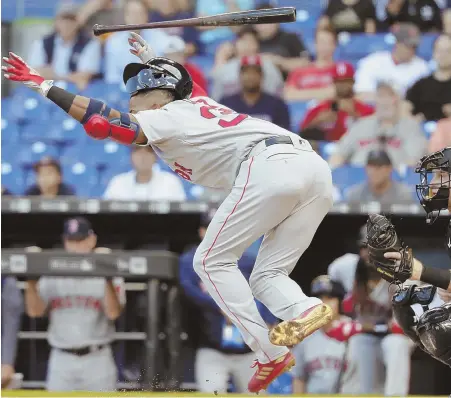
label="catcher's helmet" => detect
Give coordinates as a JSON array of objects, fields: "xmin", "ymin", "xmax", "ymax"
[
  {"xmin": 311, "ymin": 275, "xmax": 345, "ymax": 300},
  {"xmin": 415, "ymin": 147, "xmax": 451, "ymax": 222},
  {"xmin": 123, "ymin": 57, "xmax": 193, "ymax": 100}
]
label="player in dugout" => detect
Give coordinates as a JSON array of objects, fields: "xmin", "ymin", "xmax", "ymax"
[{"xmin": 3, "ymin": 30, "xmax": 335, "ymax": 392}]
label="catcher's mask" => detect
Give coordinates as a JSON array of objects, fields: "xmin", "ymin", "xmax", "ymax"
[
  {"xmin": 123, "ymin": 57, "xmax": 193, "ymax": 100},
  {"xmin": 415, "ymin": 147, "xmax": 451, "ymax": 223},
  {"xmin": 311, "ymin": 275, "xmax": 346, "ymax": 301}
]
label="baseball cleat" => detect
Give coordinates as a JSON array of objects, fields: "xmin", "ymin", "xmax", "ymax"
[
  {"xmin": 269, "ymin": 303, "xmax": 333, "ymax": 346},
  {"xmin": 248, "ymin": 352, "xmax": 295, "ymax": 393}
]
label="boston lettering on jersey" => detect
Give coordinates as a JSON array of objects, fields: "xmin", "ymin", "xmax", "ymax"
[
  {"xmin": 305, "ymin": 356, "xmax": 347, "ymax": 373},
  {"xmin": 50, "ymin": 295, "xmax": 102, "ymax": 310}
]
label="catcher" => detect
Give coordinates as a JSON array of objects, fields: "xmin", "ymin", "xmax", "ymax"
[{"xmin": 366, "ymin": 148, "xmax": 451, "ymax": 368}]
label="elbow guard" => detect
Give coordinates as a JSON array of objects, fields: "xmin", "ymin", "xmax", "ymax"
[{"xmin": 83, "ymin": 113, "xmax": 140, "ymax": 145}]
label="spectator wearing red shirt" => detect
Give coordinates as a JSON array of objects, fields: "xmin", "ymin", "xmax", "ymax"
[
  {"xmin": 300, "ymin": 62, "xmax": 374, "ymax": 142},
  {"xmin": 284, "ymin": 27, "xmax": 337, "ymax": 102},
  {"xmin": 162, "ymin": 35, "xmax": 208, "ymax": 95}
]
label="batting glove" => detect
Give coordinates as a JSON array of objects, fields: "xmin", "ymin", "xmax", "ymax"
[
  {"xmin": 128, "ymin": 32, "xmax": 156, "ymax": 64},
  {"xmin": 2, "ymin": 52, "xmax": 53, "ymax": 96}
]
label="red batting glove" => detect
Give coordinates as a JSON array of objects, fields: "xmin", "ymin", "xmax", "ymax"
[{"xmin": 2, "ymin": 52, "xmax": 52, "ymax": 96}]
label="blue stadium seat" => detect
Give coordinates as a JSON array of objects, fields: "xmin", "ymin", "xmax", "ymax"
[
  {"xmin": 418, "ymin": 34, "xmax": 439, "ymax": 61},
  {"xmin": 204, "ymin": 38, "xmax": 234, "ymax": 56},
  {"xmin": 332, "ymin": 165, "xmax": 366, "ymax": 192},
  {"xmin": 17, "ymin": 142, "xmax": 59, "ymax": 168},
  {"xmin": 4, "ymin": 90, "xmax": 52, "ymax": 125},
  {"xmin": 403, "ymin": 168, "xmax": 419, "ymax": 188},
  {"xmin": 318, "ymin": 141, "xmax": 337, "ymax": 161},
  {"xmin": 82, "ymin": 81, "xmax": 130, "ymax": 110},
  {"xmin": 189, "ymin": 55, "xmax": 214, "ymax": 79},
  {"xmin": 287, "ymin": 101, "xmax": 309, "ymax": 133},
  {"xmin": 337, "ymin": 33, "xmax": 392, "ymax": 62},
  {"xmin": 62, "ymin": 163, "xmax": 99, "ymax": 197},
  {"xmin": 1, "ymin": 118, "xmax": 20, "ymax": 145},
  {"xmin": 1, "ymin": 155, "xmax": 25, "ymax": 194}
]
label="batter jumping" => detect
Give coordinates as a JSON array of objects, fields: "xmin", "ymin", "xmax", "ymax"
[{"xmin": 2, "ymin": 34, "xmax": 334, "ymax": 392}]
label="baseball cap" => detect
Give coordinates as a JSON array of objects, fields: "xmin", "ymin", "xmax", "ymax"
[
  {"xmin": 63, "ymin": 217, "xmax": 94, "ymax": 241},
  {"xmin": 311, "ymin": 275, "xmax": 345, "ymax": 300},
  {"xmin": 56, "ymin": 1, "xmax": 79, "ymax": 17},
  {"xmin": 163, "ymin": 36, "xmax": 186, "ymax": 56},
  {"xmin": 200, "ymin": 207, "xmax": 217, "ymax": 228},
  {"xmin": 392, "ymin": 23, "xmax": 420, "ymax": 48},
  {"xmin": 366, "ymin": 149, "xmax": 392, "ymax": 166},
  {"xmin": 33, "ymin": 156, "xmax": 62, "ymax": 173},
  {"xmin": 332, "ymin": 62, "xmax": 355, "ymax": 80},
  {"xmin": 240, "ymin": 55, "xmax": 263, "ymax": 71}
]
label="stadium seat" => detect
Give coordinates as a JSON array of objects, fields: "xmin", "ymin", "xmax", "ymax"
[
  {"xmin": 418, "ymin": 33, "xmax": 439, "ymax": 61},
  {"xmin": 17, "ymin": 142, "xmax": 59, "ymax": 168},
  {"xmin": 204, "ymin": 38, "xmax": 234, "ymax": 56},
  {"xmin": 62, "ymin": 162, "xmax": 99, "ymax": 197},
  {"xmin": 403, "ymin": 168, "xmax": 419, "ymax": 188},
  {"xmin": 332, "ymin": 165, "xmax": 366, "ymax": 192},
  {"xmin": 337, "ymin": 33, "xmax": 392, "ymax": 62},
  {"xmin": 1, "ymin": 155, "xmax": 25, "ymax": 194},
  {"xmin": 4, "ymin": 90, "xmax": 52, "ymax": 125},
  {"xmin": 1, "ymin": 118, "xmax": 20, "ymax": 145},
  {"xmin": 287, "ymin": 101, "xmax": 309, "ymax": 133},
  {"xmin": 82, "ymin": 81, "xmax": 130, "ymax": 110},
  {"xmin": 189, "ymin": 55, "xmax": 214, "ymax": 79},
  {"xmin": 318, "ymin": 141, "xmax": 337, "ymax": 161}
]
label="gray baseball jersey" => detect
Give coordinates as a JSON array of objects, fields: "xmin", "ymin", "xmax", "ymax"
[
  {"xmin": 134, "ymin": 96, "xmax": 303, "ymax": 190},
  {"xmin": 38, "ymin": 277, "xmax": 125, "ymax": 348},
  {"xmin": 291, "ymin": 318, "xmax": 358, "ymax": 394}
]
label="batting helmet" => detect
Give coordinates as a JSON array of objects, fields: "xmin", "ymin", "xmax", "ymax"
[
  {"xmin": 123, "ymin": 57, "xmax": 193, "ymax": 100},
  {"xmin": 311, "ymin": 275, "xmax": 346, "ymax": 300}
]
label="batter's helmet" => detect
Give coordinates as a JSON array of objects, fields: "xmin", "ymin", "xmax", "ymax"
[
  {"xmin": 123, "ymin": 57, "xmax": 193, "ymax": 100},
  {"xmin": 311, "ymin": 275, "xmax": 346, "ymax": 300}
]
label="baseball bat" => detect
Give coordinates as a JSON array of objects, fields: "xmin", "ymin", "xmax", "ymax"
[{"xmin": 93, "ymin": 7, "xmax": 296, "ymax": 36}]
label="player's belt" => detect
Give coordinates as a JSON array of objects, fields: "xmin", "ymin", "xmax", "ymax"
[
  {"xmin": 247, "ymin": 136, "xmax": 303, "ymax": 159},
  {"xmin": 57, "ymin": 344, "xmax": 108, "ymax": 356}
]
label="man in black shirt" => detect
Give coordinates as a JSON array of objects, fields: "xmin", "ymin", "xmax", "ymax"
[
  {"xmin": 319, "ymin": 0, "xmax": 377, "ymax": 34},
  {"xmin": 406, "ymin": 34, "xmax": 451, "ymax": 121},
  {"xmin": 25, "ymin": 157, "xmax": 75, "ymax": 197},
  {"xmin": 253, "ymin": 3, "xmax": 310, "ymax": 77},
  {"xmin": 385, "ymin": 0, "xmax": 442, "ymax": 32}
]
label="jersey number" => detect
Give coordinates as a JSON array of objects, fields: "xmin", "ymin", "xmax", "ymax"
[{"xmin": 193, "ymin": 98, "xmax": 248, "ymax": 128}]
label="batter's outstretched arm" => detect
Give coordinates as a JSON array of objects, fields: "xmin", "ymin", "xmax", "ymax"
[{"xmin": 2, "ymin": 52, "xmax": 148, "ymax": 146}]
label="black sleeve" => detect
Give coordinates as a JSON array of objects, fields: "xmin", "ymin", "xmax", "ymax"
[
  {"xmin": 274, "ymin": 99, "xmax": 291, "ymax": 131},
  {"xmin": 405, "ymin": 81, "xmax": 421, "ymax": 114},
  {"xmin": 430, "ymin": 0, "xmax": 443, "ymax": 31},
  {"xmin": 286, "ymin": 33, "xmax": 308, "ymax": 58},
  {"xmin": 385, "ymin": 0, "xmax": 408, "ymax": 25},
  {"xmin": 24, "ymin": 185, "xmax": 40, "ymax": 196},
  {"xmin": 364, "ymin": 0, "xmax": 376, "ymax": 20},
  {"xmin": 59, "ymin": 184, "xmax": 76, "ymax": 196},
  {"xmin": 324, "ymin": 1, "xmax": 338, "ymax": 18}
]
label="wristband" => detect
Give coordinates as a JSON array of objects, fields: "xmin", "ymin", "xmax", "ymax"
[{"xmin": 420, "ymin": 267, "xmax": 451, "ymax": 290}]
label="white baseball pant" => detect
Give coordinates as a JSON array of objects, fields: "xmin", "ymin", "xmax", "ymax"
[{"xmin": 193, "ymin": 142, "xmax": 334, "ymax": 364}]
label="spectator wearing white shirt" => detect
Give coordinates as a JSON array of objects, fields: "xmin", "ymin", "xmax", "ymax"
[
  {"xmin": 103, "ymin": 146, "xmax": 187, "ymax": 201},
  {"xmin": 354, "ymin": 23, "xmax": 429, "ymax": 102},
  {"xmin": 104, "ymin": 0, "xmax": 170, "ymax": 84},
  {"xmin": 28, "ymin": 2, "xmax": 102, "ymax": 91}
]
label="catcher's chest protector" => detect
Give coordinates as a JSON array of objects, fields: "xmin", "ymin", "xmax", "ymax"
[{"xmin": 446, "ymin": 221, "xmax": 451, "ymax": 258}]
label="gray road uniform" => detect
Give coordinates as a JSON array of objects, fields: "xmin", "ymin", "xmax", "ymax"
[
  {"xmin": 134, "ymin": 96, "xmax": 334, "ymax": 363},
  {"xmin": 38, "ymin": 277, "xmax": 125, "ymax": 391}
]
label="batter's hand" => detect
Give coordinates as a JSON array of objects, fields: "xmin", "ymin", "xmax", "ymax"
[
  {"xmin": 128, "ymin": 32, "xmax": 156, "ymax": 64},
  {"xmin": 2, "ymin": 52, "xmax": 52, "ymax": 96}
]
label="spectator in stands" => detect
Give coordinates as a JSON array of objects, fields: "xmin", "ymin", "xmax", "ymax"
[
  {"xmin": 354, "ymin": 23, "xmax": 429, "ymax": 101},
  {"xmin": 428, "ymin": 117, "xmax": 451, "ymax": 153},
  {"xmin": 444, "ymin": 8, "xmax": 451, "ymax": 34},
  {"xmin": 147, "ymin": 0, "xmax": 201, "ymax": 56},
  {"xmin": 211, "ymin": 27, "xmax": 283, "ymax": 100},
  {"xmin": 77, "ymin": 0, "xmax": 123, "ymax": 37},
  {"xmin": 162, "ymin": 36, "xmax": 208, "ymax": 94},
  {"xmin": 329, "ymin": 81, "xmax": 427, "ymax": 168},
  {"xmin": 28, "ymin": 2, "xmax": 101, "ymax": 91},
  {"xmin": 103, "ymin": 146, "xmax": 186, "ymax": 201},
  {"xmin": 24, "ymin": 219, "xmax": 125, "ymax": 391},
  {"xmin": 25, "ymin": 157, "xmax": 75, "ymax": 197},
  {"xmin": 179, "ymin": 209, "xmax": 277, "ymax": 393},
  {"xmin": 220, "ymin": 56, "xmax": 290, "ymax": 131},
  {"xmin": 254, "ymin": 3, "xmax": 310, "ymax": 77},
  {"xmin": 284, "ymin": 27, "xmax": 337, "ymax": 102},
  {"xmin": 385, "ymin": 0, "xmax": 442, "ymax": 32},
  {"xmin": 300, "ymin": 62, "xmax": 374, "ymax": 142},
  {"xmin": 405, "ymin": 34, "xmax": 451, "ymax": 122},
  {"xmin": 328, "ymin": 226, "xmax": 412, "ymax": 396},
  {"xmin": 196, "ymin": 0, "xmax": 255, "ymax": 45},
  {"xmin": 291, "ymin": 276, "xmax": 359, "ymax": 394},
  {"xmin": 345, "ymin": 150, "xmax": 414, "ymax": 204},
  {"xmin": 318, "ymin": 0, "xmax": 377, "ymax": 34},
  {"xmin": 1, "ymin": 277, "xmax": 23, "ymax": 389},
  {"xmin": 104, "ymin": 0, "xmax": 170, "ymax": 84}
]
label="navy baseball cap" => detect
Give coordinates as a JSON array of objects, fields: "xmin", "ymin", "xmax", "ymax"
[
  {"xmin": 63, "ymin": 217, "xmax": 94, "ymax": 241},
  {"xmin": 366, "ymin": 150, "xmax": 392, "ymax": 166}
]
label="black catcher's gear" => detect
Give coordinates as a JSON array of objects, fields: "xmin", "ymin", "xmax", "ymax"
[
  {"xmin": 415, "ymin": 147, "xmax": 451, "ymax": 223},
  {"xmin": 123, "ymin": 57, "xmax": 193, "ymax": 100},
  {"xmin": 417, "ymin": 302, "xmax": 451, "ymax": 367},
  {"xmin": 366, "ymin": 214, "xmax": 413, "ymax": 284}
]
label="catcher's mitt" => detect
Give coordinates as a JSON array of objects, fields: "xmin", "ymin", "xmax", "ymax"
[{"xmin": 366, "ymin": 214, "xmax": 413, "ymax": 284}]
